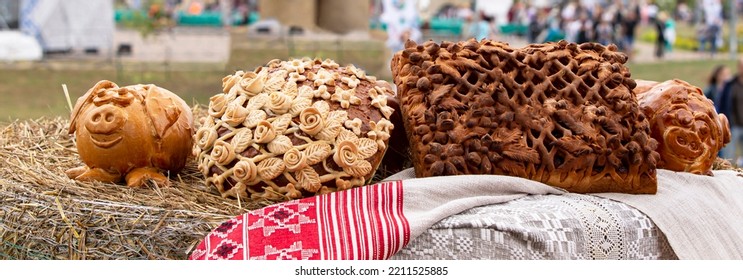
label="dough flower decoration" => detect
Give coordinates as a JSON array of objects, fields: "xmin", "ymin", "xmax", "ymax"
[
  {"xmin": 311, "ymin": 68, "xmax": 336, "ymax": 87},
  {"xmin": 232, "ymin": 159, "xmax": 258, "ymax": 184},
  {"xmin": 299, "ymin": 107, "xmax": 324, "ymax": 136},
  {"xmin": 237, "ymin": 70, "xmax": 266, "ymax": 96},
  {"xmin": 368, "ymin": 119, "xmax": 394, "ymax": 150},
  {"xmin": 341, "ymin": 76, "xmax": 360, "ymax": 89},
  {"xmin": 283, "ymin": 148, "xmax": 307, "ymax": 172},
  {"xmin": 344, "ymin": 118, "xmax": 363, "ymax": 135},
  {"xmin": 267, "ymin": 91, "xmax": 293, "ymax": 114},
  {"xmin": 333, "ymin": 138, "xmax": 377, "ymax": 178},
  {"xmin": 320, "ymin": 58, "xmax": 340, "ymax": 69},
  {"xmin": 288, "ymin": 72, "xmax": 307, "ymax": 83},
  {"xmin": 208, "ymin": 93, "xmax": 228, "ymax": 117},
  {"xmin": 331, "ymin": 87, "xmax": 361, "ymax": 109},
  {"xmin": 253, "ymin": 121, "xmax": 277, "ymax": 144},
  {"xmin": 222, "ymin": 96, "xmax": 249, "ymax": 126},
  {"xmin": 195, "ymin": 126, "xmax": 218, "ymax": 150},
  {"xmin": 313, "ymin": 85, "xmax": 332, "ymax": 100},
  {"xmin": 369, "ymin": 87, "xmax": 395, "ymax": 119},
  {"xmin": 283, "ymin": 59, "xmax": 312, "ymax": 74},
  {"xmin": 221, "ymin": 71, "xmax": 243, "ymax": 93},
  {"xmin": 211, "ymin": 140, "xmax": 236, "ymax": 166},
  {"xmin": 346, "ymin": 64, "xmax": 367, "ymax": 79}
]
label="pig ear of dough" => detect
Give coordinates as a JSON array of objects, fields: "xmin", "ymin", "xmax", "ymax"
[
  {"xmin": 144, "ymin": 85, "xmax": 181, "ymax": 139},
  {"xmin": 632, "ymin": 79, "xmax": 659, "ymax": 97},
  {"xmin": 719, "ymin": 113, "xmax": 731, "ymax": 145},
  {"xmin": 69, "ymin": 80, "xmax": 118, "ymax": 134}
]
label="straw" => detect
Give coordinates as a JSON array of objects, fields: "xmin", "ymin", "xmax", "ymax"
[
  {"xmin": 0, "ymin": 106, "xmax": 266, "ymax": 260},
  {"xmin": 62, "ymin": 84, "xmax": 73, "ymax": 114}
]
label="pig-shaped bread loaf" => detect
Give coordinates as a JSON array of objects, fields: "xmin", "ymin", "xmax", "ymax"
[
  {"xmin": 66, "ymin": 80, "xmax": 194, "ymax": 187},
  {"xmin": 634, "ymin": 79, "xmax": 731, "ymax": 175}
]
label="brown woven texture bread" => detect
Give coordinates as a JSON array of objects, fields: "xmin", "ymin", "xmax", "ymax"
[
  {"xmin": 635, "ymin": 79, "xmax": 731, "ymax": 175},
  {"xmin": 391, "ymin": 39, "xmax": 660, "ymax": 194},
  {"xmin": 194, "ymin": 58, "xmax": 397, "ymax": 202}
]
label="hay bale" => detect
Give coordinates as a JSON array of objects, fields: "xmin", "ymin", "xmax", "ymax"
[{"xmin": 0, "ymin": 106, "xmax": 265, "ymax": 260}]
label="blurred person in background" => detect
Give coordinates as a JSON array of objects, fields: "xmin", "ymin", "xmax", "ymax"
[
  {"xmin": 705, "ymin": 65, "xmax": 731, "ymax": 111},
  {"xmin": 219, "ymin": 0, "xmax": 232, "ymax": 29},
  {"xmin": 527, "ymin": 8, "xmax": 547, "ymax": 43},
  {"xmin": 187, "ymin": 0, "xmax": 204, "ymax": 14},
  {"xmin": 381, "ymin": 0, "xmax": 421, "ymax": 53},
  {"xmin": 699, "ymin": 0, "xmax": 723, "ymax": 57},
  {"xmin": 574, "ymin": 9, "xmax": 593, "ymax": 44},
  {"xmin": 619, "ymin": 1, "xmax": 640, "ymax": 57},
  {"xmin": 589, "ymin": 3, "xmax": 604, "ymax": 42},
  {"xmin": 718, "ymin": 58, "xmax": 743, "ymax": 166},
  {"xmin": 457, "ymin": 3, "xmax": 473, "ymax": 21},
  {"xmin": 664, "ymin": 14, "xmax": 676, "ymax": 52},
  {"xmin": 675, "ymin": 1, "xmax": 692, "ymax": 23},
  {"xmin": 706, "ymin": 64, "xmax": 732, "ymax": 157},
  {"xmin": 460, "ymin": 5, "xmax": 474, "ymax": 40},
  {"xmin": 595, "ymin": 14, "xmax": 613, "ymax": 46},
  {"xmin": 464, "ymin": 11, "xmax": 494, "ymax": 41},
  {"xmin": 653, "ymin": 11, "xmax": 667, "ymax": 59},
  {"xmin": 507, "ymin": 0, "xmax": 528, "ymax": 25},
  {"xmin": 563, "ymin": 2, "xmax": 586, "ymax": 43},
  {"xmin": 645, "ymin": 0, "xmax": 659, "ymax": 22}
]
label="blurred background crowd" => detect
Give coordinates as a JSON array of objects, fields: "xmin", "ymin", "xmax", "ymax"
[{"xmin": 1, "ymin": 0, "xmax": 741, "ymax": 61}]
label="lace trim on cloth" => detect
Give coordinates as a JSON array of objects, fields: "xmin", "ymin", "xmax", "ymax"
[{"xmin": 390, "ymin": 194, "xmax": 677, "ymax": 260}]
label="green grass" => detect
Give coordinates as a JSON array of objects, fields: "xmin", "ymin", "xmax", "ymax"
[
  {"xmin": 0, "ymin": 29, "xmax": 392, "ymax": 121},
  {"xmin": 0, "ymin": 66, "xmax": 226, "ymax": 121},
  {"xmin": 627, "ymin": 58, "xmax": 738, "ymax": 89},
  {"xmin": 0, "ymin": 43, "xmax": 735, "ymax": 121},
  {"xmin": 227, "ymin": 35, "xmax": 391, "ymax": 78}
]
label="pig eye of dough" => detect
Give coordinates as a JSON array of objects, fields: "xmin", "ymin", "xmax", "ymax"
[{"xmin": 699, "ymin": 125, "xmax": 709, "ymax": 136}]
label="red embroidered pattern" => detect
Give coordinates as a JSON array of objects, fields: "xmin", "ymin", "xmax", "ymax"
[{"xmin": 190, "ymin": 181, "xmax": 409, "ymax": 260}]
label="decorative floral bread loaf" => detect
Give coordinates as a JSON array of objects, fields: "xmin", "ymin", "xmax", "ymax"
[
  {"xmin": 634, "ymin": 79, "xmax": 731, "ymax": 175},
  {"xmin": 391, "ymin": 39, "xmax": 660, "ymax": 194},
  {"xmin": 194, "ymin": 58, "xmax": 396, "ymax": 201}
]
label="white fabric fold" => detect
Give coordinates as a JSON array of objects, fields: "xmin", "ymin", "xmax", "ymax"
[
  {"xmin": 387, "ymin": 168, "xmax": 743, "ymax": 259},
  {"xmin": 384, "ymin": 170, "xmax": 565, "ymax": 239},
  {"xmin": 596, "ymin": 170, "xmax": 743, "ymax": 260}
]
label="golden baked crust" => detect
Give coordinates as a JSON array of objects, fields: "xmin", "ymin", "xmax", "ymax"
[
  {"xmin": 635, "ymin": 79, "xmax": 731, "ymax": 175},
  {"xmin": 392, "ymin": 39, "xmax": 660, "ymax": 194},
  {"xmin": 66, "ymin": 81, "xmax": 194, "ymax": 187},
  {"xmin": 195, "ymin": 58, "xmax": 396, "ymax": 201}
]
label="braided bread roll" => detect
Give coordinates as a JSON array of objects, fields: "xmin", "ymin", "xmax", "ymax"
[
  {"xmin": 635, "ymin": 79, "xmax": 731, "ymax": 175},
  {"xmin": 392, "ymin": 39, "xmax": 660, "ymax": 194}
]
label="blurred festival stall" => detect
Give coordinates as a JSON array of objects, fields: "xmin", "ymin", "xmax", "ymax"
[{"xmin": 19, "ymin": 0, "xmax": 115, "ymax": 55}]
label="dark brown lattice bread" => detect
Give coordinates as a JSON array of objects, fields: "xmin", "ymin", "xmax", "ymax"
[
  {"xmin": 391, "ymin": 39, "xmax": 660, "ymax": 194},
  {"xmin": 195, "ymin": 58, "xmax": 397, "ymax": 202}
]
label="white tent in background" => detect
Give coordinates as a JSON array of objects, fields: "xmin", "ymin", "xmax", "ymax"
[
  {"xmin": 20, "ymin": 0, "xmax": 114, "ymax": 53},
  {"xmin": 0, "ymin": 31, "xmax": 42, "ymax": 61}
]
